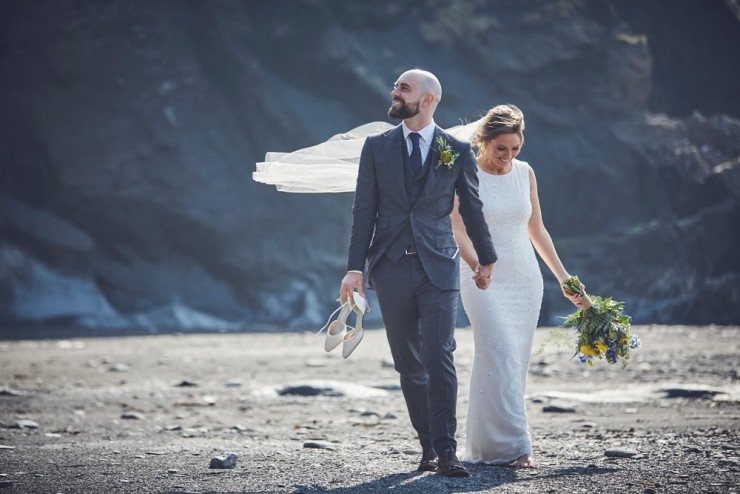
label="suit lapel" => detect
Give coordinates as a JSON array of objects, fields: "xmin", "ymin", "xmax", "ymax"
[
  {"xmin": 414, "ymin": 126, "xmax": 444, "ymax": 209},
  {"xmin": 383, "ymin": 125, "xmax": 409, "ymax": 208}
]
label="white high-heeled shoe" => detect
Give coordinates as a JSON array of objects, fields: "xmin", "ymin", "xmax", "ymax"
[
  {"xmin": 342, "ymin": 292, "xmax": 367, "ymax": 359},
  {"xmin": 319, "ymin": 299, "xmax": 351, "ymax": 352}
]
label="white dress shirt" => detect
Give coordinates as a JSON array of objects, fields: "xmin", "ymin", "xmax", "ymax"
[{"xmin": 402, "ymin": 119, "xmax": 436, "ymax": 166}]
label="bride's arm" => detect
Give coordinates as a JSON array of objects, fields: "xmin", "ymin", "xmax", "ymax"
[
  {"xmin": 526, "ymin": 166, "xmax": 583, "ymax": 306},
  {"xmin": 451, "ymin": 195, "xmax": 479, "ymax": 271}
]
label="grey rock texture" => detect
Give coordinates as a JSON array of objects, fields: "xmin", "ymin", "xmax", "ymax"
[
  {"xmin": 209, "ymin": 452, "xmax": 238, "ymax": 469},
  {"xmin": 11, "ymin": 419, "xmax": 39, "ymax": 429},
  {"xmin": 0, "ymin": 0, "xmax": 738, "ymax": 333},
  {"xmin": 605, "ymin": 449, "xmax": 641, "ymax": 458}
]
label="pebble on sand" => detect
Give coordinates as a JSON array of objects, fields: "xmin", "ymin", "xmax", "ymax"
[
  {"xmin": 718, "ymin": 458, "xmax": 739, "ymax": 467},
  {"xmin": 278, "ymin": 384, "xmax": 344, "ymax": 397},
  {"xmin": 543, "ymin": 405, "xmax": 576, "ymax": 413},
  {"xmin": 121, "ymin": 412, "xmax": 145, "ymax": 420},
  {"xmin": 303, "ymin": 441, "xmax": 335, "ymax": 451},
  {"xmin": 0, "ymin": 387, "xmax": 23, "ymax": 396},
  {"xmin": 268, "ymin": 381, "xmax": 388, "ymax": 399},
  {"xmin": 175, "ymin": 380, "xmax": 199, "ymax": 387},
  {"xmin": 209, "ymin": 452, "xmax": 238, "ymax": 469},
  {"xmin": 662, "ymin": 387, "xmax": 723, "ymax": 399},
  {"xmin": 605, "ymin": 449, "xmax": 641, "ymax": 458},
  {"xmin": 373, "ymin": 383, "xmax": 401, "ymax": 392},
  {"xmin": 12, "ymin": 419, "xmax": 39, "ymax": 429}
]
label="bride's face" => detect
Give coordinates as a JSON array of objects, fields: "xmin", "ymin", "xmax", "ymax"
[{"xmin": 484, "ymin": 133, "xmax": 522, "ymax": 166}]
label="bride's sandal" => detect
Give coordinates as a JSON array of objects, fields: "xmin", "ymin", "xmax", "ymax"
[
  {"xmin": 505, "ymin": 454, "xmax": 535, "ymax": 469},
  {"xmin": 319, "ymin": 299, "xmax": 351, "ymax": 352},
  {"xmin": 341, "ymin": 293, "xmax": 367, "ymax": 359}
]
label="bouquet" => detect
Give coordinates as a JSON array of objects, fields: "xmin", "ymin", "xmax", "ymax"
[{"xmin": 561, "ymin": 276, "xmax": 640, "ymax": 367}]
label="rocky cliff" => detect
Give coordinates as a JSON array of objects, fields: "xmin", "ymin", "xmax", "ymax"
[{"xmin": 1, "ymin": 0, "xmax": 738, "ymax": 335}]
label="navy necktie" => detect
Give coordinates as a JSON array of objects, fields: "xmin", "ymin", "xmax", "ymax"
[{"xmin": 409, "ymin": 132, "xmax": 422, "ymax": 175}]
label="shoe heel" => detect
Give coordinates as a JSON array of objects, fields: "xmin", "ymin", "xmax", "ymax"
[{"xmin": 341, "ymin": 312, "xmax": 364, "ymax": 358}]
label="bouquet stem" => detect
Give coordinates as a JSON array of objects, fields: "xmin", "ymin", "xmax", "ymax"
[{"xmin": 561, "ymin": 275, "xmax": 593, "ymax": 309}]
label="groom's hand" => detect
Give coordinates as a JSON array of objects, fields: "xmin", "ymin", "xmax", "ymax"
[
  {"xmin": 474, "ymin": 263, "xmax": 494, "ymax": 290},
  {"xmin": 475, "ymin": 276, "xmax": 491, "ymax": 290},
  {"xmin": 340, "ymin": 271, "xmax": 365, "ymax": 300}
]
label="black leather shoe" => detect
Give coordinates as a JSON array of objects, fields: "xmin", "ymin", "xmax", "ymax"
[
  {"xmin": 438, "ymin": 448, "xmax": 470, "ymax": 477},
  {"xmin": 417, "ymin": 448, "xmax": 438, "ymax": 472}
]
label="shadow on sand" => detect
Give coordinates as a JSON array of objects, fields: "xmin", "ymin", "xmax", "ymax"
[
  {"xmin": 291, "ymin": 465, "xmax": 618, "ymax": 493},
  {"xmin": 178, "ymin": 464, "xmax": 618, "ymax": 494}
]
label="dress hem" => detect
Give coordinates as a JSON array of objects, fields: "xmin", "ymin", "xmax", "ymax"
[{"xmin": 463, "ymin": 443, "xmax": 533, "ymax": 465}]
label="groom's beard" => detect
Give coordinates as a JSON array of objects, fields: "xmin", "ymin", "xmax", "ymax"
[{"xmin": 388, "ymin": 98, "xmax": 421, "ymax": 119}]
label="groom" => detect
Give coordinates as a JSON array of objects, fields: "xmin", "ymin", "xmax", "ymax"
[{"xmin": 340, "ymin": 69, "xmax": 497, "ymax": 477}]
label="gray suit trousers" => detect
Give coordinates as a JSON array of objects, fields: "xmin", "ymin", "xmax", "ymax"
[{"xmin": 371, "ymin": 254, "xmax": 459, "ymax": 454}]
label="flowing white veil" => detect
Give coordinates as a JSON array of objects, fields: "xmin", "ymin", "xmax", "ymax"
[{"xmin": 253, "ymin": 118, "xmax": 485, "ymax": 193}]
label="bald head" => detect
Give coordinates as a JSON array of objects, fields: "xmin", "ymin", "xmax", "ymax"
[
  {"xmin": 389, "ymin": 69, "xmax": 443, "ymax": 124},
  {"xmin": 403, "ymin": 69, "xmax": 442, "ymax": 107}
]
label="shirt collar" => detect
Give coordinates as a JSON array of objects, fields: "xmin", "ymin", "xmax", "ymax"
[{"xmin": 402, "ymin": 119, "xmax": 436, "ymax": 143}]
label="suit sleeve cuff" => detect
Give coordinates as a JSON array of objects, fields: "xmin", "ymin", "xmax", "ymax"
[{"xmin": 478, "ymin": 253, "xmax": 497, "ymax": 266}]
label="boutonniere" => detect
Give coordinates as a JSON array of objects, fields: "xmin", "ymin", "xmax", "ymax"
[{"xmin": 434, "ymin": 135, "xmax": 460, "ymax": 170}]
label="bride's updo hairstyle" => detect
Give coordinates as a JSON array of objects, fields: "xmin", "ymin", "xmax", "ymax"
[{"xmin": 473, "ymin": 104, "xmax": 525, "ymax": 157}]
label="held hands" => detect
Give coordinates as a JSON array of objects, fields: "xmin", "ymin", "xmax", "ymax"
[
  {"xmin": 473, "ymin": 263, "xmax": 493, "ymax": 290},
  {"xmin": 340, "ymin": 272, "xmax": 365, "ymax": 301}
]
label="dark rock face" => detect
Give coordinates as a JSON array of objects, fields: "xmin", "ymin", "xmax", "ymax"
[{"xmin": 0, "ymin": 0, "xmax": 738, "ymax": 333}]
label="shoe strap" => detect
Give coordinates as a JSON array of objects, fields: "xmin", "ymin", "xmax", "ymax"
[
  {"xmin": 343, "ymin": 309, "xmax": 365, "ymax": 339},
  {"xmin": 317, "ymin": 300, "xmax": 349, "ymax": 335}
]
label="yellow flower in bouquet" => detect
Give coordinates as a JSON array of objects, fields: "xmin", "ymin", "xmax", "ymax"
[{"xmin": 579, "ymin": 345, "xmax": 596, "ymax": 356}]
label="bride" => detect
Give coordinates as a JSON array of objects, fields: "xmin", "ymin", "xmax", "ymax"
[
  {"xmin": 254, "ymin": 104, "xmax": 583, "ymax": 469},
  {"xmin": 451, "ymin": 105, "xmax": 582, "ymax": 468}
]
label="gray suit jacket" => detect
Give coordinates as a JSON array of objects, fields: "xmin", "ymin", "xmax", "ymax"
[{"xmin": 347, "ymin": 124, "xmax": 497, "ymax": 291}]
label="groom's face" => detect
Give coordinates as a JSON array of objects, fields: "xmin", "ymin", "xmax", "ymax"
[{"xmin": 388, "ymin": 75, "xmax": 423, "ymax": 119}]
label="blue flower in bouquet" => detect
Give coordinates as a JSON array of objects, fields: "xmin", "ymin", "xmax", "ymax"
[
  {"xmin": 629, "ymin": 335, "xmax": 641, "ymax": 349},
  {"xmin": 606, "ymin": 346, "xmax": 617, "ymax": 364}
]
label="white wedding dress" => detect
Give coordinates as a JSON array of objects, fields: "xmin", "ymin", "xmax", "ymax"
[{"xmin": 460, "ymin": 158, "xmax": 543, "ymax": 464}]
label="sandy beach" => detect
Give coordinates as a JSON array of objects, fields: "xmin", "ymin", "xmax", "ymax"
[{"xmin": 0, "ymin": 325, "xmax": 738, "ymax": 493}]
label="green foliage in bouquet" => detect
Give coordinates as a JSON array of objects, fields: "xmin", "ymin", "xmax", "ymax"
[{"xmin": 561, "ymin": 276, "xmax": 640, "ymax": 367}]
